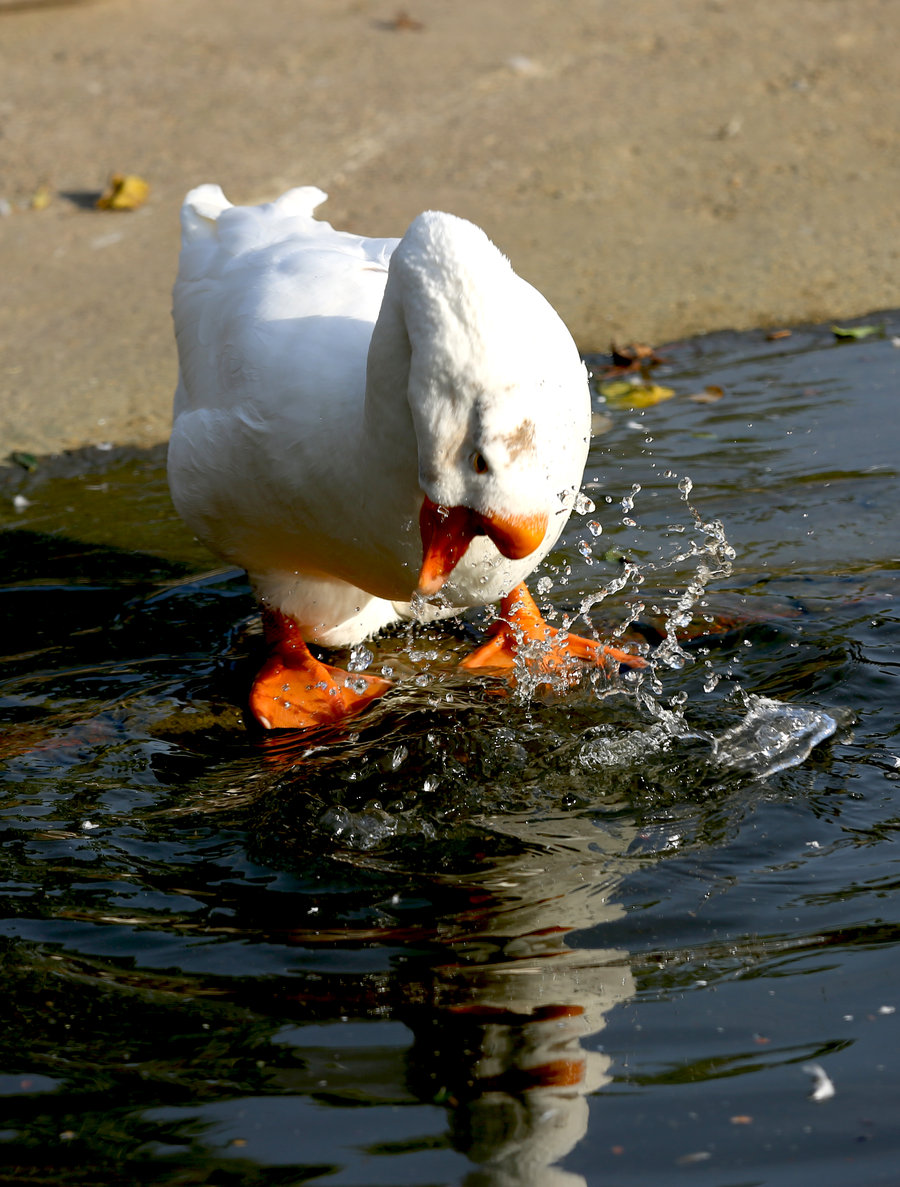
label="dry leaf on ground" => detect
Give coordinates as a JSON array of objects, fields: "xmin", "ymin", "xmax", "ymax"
[{"xmin": 96, "ymin": 174, "xmax": 150, "ymax": 211}]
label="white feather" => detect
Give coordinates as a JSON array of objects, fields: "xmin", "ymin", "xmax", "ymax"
[{"xmin": 168, "ymin": 187, "xmax": 591, "ymax": 647}]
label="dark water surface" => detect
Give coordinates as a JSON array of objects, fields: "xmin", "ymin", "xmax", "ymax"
[{"xmin": 0, "ymin": 316, "xmax": 898, "ymax": 1186}]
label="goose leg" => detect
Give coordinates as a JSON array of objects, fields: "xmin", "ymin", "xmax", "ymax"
[
  {"xmin": 249, "ymin": 608, "xmax": 392, "ymax": 730},
  {"xmin": 459, "ymin": 583, "xmax": 646, "ymax": 680}
]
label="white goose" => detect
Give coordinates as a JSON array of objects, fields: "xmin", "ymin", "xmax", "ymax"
[{"xmin": 168, "ymin": 185, "xmax": 643, "ymax": 729}]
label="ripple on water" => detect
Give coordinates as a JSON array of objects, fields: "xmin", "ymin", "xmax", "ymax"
[{"xmin": 0, "ymin": 317, "xmax": 898, "ymax": 1184}]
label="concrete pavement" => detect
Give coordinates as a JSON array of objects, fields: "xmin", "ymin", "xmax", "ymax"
[{"xmin": 1, "ymin": 0, "xmax": 897, "ymax": 456}]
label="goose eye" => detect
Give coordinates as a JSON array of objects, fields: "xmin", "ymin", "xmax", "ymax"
[{"xmin": 471, "ymin": 451, "xmax": 489, "ymax": 475}]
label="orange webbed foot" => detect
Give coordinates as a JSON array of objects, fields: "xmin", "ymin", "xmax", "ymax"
[
  {"xmin": 248, "ymin": 609, "xmax": 391, "ymax": 731},
  {"xmin": 459, "ymin": 583, "xmax": 646, "ymax": 683}
]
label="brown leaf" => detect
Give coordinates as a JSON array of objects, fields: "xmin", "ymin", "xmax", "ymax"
[
  {"xmin": 613, "ymin": 342, "xmax": 654, "ymax": 365},
  {"xmin": 688, "ymin": 385, "xmax": 724, "ymax": 403},
  {"xmin": 385, "ymin": 10, "xmax": 424, "ymax": 30},
  {"xmin": 766, "ymin": 329, "xmax": 792, "ymax": 341},
  {"xmin": 606, "ymin": 341, "xmax": 667, "ymax": 372}
]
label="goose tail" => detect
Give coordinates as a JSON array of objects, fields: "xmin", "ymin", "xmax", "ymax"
[{"xmin": 180, "ymin": 184, "xmax": 232, "ymax": 240}]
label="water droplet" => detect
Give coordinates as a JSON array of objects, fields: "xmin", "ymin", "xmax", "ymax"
[
  {"xmin": 573, "ymin": 491, "xmax": 595, "ymax": 515},
  {"xmin": 347, "ymin": 644, "xmax": 374, "ymax": 672},
  {"xmin": 621, "ymin": 483, "xmax": 641, "ymax": 513},
  {"xmin": 587, "ymin": 519, "xmax": 602, "ymax": 536}
]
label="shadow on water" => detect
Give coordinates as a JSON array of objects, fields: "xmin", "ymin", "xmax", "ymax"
[{"xmin": 0, "ymin": 316, "xmax": 898, "ymax": 1185}]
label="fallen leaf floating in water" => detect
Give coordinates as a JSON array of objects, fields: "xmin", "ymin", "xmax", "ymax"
[
  {"xmin": 688, "ymin": 384, "xmax": 725, "ymax": 404},
  {"xmin": 603, "ymin": 341, "xmax": 668, "ymax": 376},
  {"xmin": 96, "ymin": 174, "xmax": 150, "ymax": 211},
  {"xmin": 831, "ymin": 323, "xmax": 879, "ymax": 340},
  {"xmin": 766, "ymin": 328, "xmax": 792, "ymax": 341},
  {"xmin": 599, "ymin": 378, "xmax": 675, "ymax": 409}
]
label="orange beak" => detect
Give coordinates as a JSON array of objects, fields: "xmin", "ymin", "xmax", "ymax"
[{"xmin": 417, "ymin": 496, "xmax": 548, "ymax": 595}]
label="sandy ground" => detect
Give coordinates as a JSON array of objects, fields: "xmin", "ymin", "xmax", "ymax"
[{"xmin": 1, "ymin": 0, "xmax": 898, "ymax": 457}]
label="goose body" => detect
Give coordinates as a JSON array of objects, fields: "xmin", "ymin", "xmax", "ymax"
[{"xmin": 169, "ymin": 186, "xmax": 639, "ymax": 728}]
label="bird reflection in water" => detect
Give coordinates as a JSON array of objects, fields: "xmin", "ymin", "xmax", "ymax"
[{"xmin": 400, "ymin": 810, "xmax": 635, "ymax": 1186}]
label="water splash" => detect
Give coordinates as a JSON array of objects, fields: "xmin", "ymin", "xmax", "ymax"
[
  {"xmin": 505, "ymin": 471, "xmax": 834, "ymax": 777},
  {"xmin": 709, "ymin": 693, "xmax": 837, "ymax": 779},
  {"xmin": 573, "ymin": 691, "xmax": 837, "ymax": 783},
  {"xmin": 398, "ymin": 470, "xmax": 829, "ymax": 781},
  {"xmin": 348, "ymin": 643, "xmax": 375, "ymax": 672},
  {"xmin": 561, "ymin": 472, "xmax": 735, "ymax": 675},
  {"xmin": 654, "ymin": 476, "xmax": 736, "ymax": 667}
]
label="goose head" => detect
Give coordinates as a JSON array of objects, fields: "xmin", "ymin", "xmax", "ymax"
[{"xmin": 373, "ymin": 211, "xmax": 591, "ymax": 597}]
